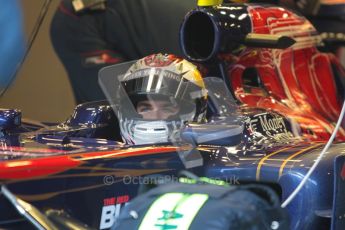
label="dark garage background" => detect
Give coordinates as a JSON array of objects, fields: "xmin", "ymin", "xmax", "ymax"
[{"xmin": 0, "ymin": 0, "xmax": 75, "ymax": 122}]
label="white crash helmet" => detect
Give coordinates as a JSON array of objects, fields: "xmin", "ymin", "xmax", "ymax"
[{"xmin": 117, "ymin": 53, "xmax": 208, "ymax": 145}]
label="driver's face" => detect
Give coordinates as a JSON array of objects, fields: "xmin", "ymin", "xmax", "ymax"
[{"xmin": 136, "ymin": 100, "xmax": 179, "ymax": 120}]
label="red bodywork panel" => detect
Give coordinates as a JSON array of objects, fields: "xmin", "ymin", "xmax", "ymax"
[
  {"xmin": 227, "ymin": 5, "xmax": 345, "ymax": 141},
  {"xmin": 0, "ymin": 146, "xmax": 179, "ymax": 180}
]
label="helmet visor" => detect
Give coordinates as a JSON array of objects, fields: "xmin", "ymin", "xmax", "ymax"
[{"xmin": 121, "ymin": 67, "xmax": 207, "ymax": 116}]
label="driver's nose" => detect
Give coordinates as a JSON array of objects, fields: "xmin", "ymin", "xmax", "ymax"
[
  {"xmin": 153, "ymin": 110, "xmax": 170, "ymax": 120},
  {"xmin": 141, "ymin": 110, "xmax": 169, "ymax": 120}
]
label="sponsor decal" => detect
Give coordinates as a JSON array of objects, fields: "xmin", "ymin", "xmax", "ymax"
[
  {"xmin": 248, "ymin": 113, "xmax": 294, "ymax": 141},
  {"xmin": 259, "ymin": 115, "xmax": 286, "ymax": 132},
  {"xmin": 139, "ymin": 193, "xmax": 208, "ymax": 230},
  {"xmin": 124, "ymin": 68, "xmax": 181, "ymax": 81},
  {"xmin": 99, "ymin": 195, "xmax": 130, "ymax": 229}
]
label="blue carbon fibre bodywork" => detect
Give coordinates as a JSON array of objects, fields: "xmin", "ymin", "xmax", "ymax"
[
  {"xmin": 0, "ymin": 97, "xmax": 343, "ymax": 230},
  {"xmin": 1, "ymin": 135, "xmax": 344, "ymax": 229},
  {"xmin": 203, "ymin": 143, "xmax": 344, "ymax": 229}
]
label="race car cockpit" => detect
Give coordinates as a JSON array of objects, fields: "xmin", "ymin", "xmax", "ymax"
[{"xmin": 0, "ymin": 52, "xmax": 299, "ymax": 153}]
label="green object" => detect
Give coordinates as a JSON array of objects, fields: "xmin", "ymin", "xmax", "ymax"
[
  {"xmin": 179, "ymin": 177, "xmax": 228, "ymax": 186},
  {"xmin": 139, "ymin": 193, "xmax": 209, "ymax": 230}
]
